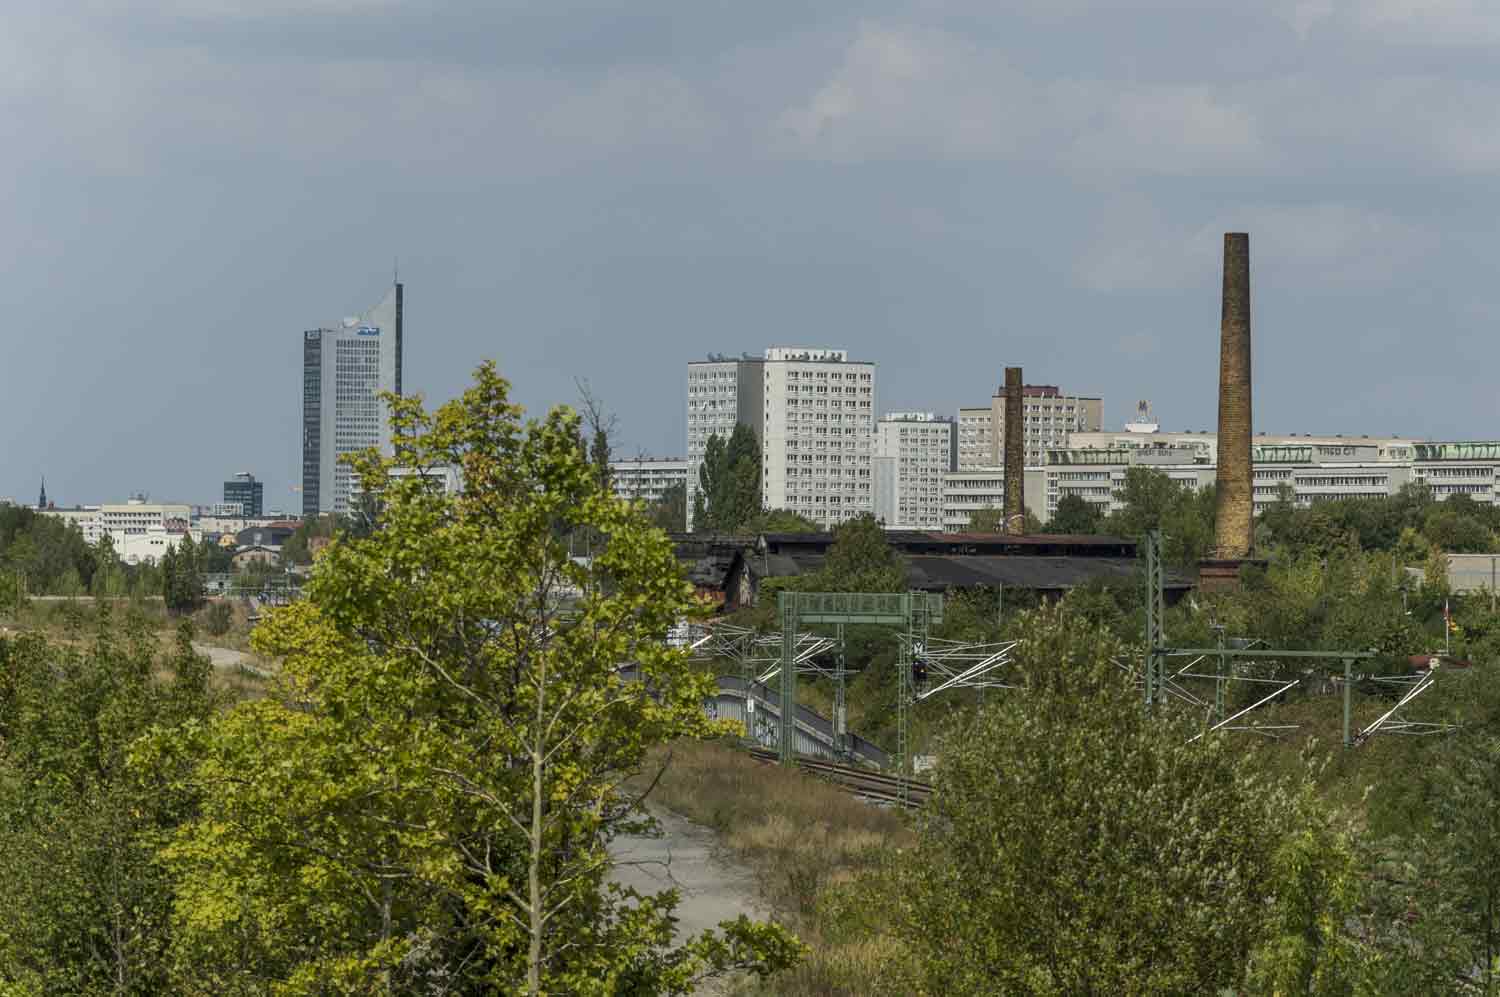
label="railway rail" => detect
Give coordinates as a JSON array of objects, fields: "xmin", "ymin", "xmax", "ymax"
[{"xmin": 745, "ymin": 746, "xmax": 933, "ymax": 808}]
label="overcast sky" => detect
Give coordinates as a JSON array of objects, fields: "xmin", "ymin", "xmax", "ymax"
[{"xmin": 5, "ymin": 0, "xmax": 1500, "ymax": 509}]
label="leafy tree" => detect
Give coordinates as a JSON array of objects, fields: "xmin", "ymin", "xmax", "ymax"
[
  {"xmin": 1100, "ymin": 468, "xmax": 1216, "ymax": 567},
  {"xmin": 748, "ymin": 508, "xmax": 821, "ymax": 534},
  {"xmin": 163, "ymin": 537, "xmax": 204, "ymax": 614},
  {"xmin": 1048, "ymin": 493, "xmax": 1102, "ymax": 534},
  {"xmin": 160, "ymin": 362, "xmax": 800, "ymax": 994},
  {"xmin": 0, "ymin": 616, "xmax": 223, "ymax": 994},
  {"xmin": 0, "ymin": 505, "xmax": 97, "ymax": 595},
  {"xmin": 890, "ymin": 603, "xmax": 1361, "ymax": 995},
  {"xmin": 694, "ymin": 424, "xmax": 762, "ymax": 533},
  {"xmin": 966, "ymin": 506, "xmax": 1004, "ymax": 532},
  {"xmin": 804, "ymin": 513, "xmax": 907, "ymax": 593},
  {"xmin": 646, "ymin": 482, "xmax": 687, "ymax": 533},
  {"xmin": 282, "ymin": 514, "xmax": 339, "ymax": 566}
]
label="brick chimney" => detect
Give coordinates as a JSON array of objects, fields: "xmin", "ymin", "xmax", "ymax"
[
  {"xmin": 1212, "ymin": 232, "xmax": 1254, "ymax": 561},
  {"xmin": 1003, "ymin": 366, "xmax": 1025, "ymax": 534}
]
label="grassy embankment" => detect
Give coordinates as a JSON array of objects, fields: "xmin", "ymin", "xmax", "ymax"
[
  {"xmin": 0, "ymin": 596, "xmax": 272, "ymax": 698},
  {"xmin": 638, "ymin": 739, "xmax": 912, "ymax": 995}
]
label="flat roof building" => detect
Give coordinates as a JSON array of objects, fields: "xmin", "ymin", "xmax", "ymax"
[
  {"xmin": 303, "ymin": 281, "xmax": 404, "ymax": 517},
  {"xmin": 610, "ymin": 457, "xmax": 688, "ymax": 504},
  {"xmin": 874, "ymin": 412, "xmax": 955, "ymax": 530},
  {"xmin": 223, "ymin": 473, "xmax": 264, "ymax": 518}
]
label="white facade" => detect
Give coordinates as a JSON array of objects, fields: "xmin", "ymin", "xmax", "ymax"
[
  {"xmin": 874, "ymin": 412, "xmax": 954, "ymax": 529},
  {"xmin": 1043, "ymin": 442, "xmax": 1424, "ymax": 519},
  {"xmin": 956, "ymin": 407, "xmax": 994, "ymax": 470},
  {"xmin": 939, "ymin": 467, "xmax": 1048, "ymax": 531},
  {"xmin": 610, "ymin": 457, "xmax": 688, "ymax": 504},
  {"xmin": 101, "ymin": 499, "xmax": 192, "ymax": 537},
  {"xmin": 117, "ymin": 528, "xmax": 199, "ymax": 566},
  {"xmin": 685, "ymin": 357, "xmax": 763, "ymax": 528},
  {"xmin": 760, "ymin": 347, "xmax": 876, "ymax": 528},
  {"xmin": 304, "ymin": 283, "xmax": 403, "ymax": 517}
]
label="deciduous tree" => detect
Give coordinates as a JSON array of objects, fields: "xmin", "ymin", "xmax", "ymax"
[{"xmin": 161, "ymin": 362, "xmax": 800, "ymax": 995}]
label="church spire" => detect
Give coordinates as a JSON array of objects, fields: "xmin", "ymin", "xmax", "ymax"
[{"xmin": 38, "ymin": 476, "xmax": 47, "ymax": 510}]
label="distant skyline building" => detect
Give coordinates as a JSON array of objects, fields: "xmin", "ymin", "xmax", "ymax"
[
  {"xmin": 958, "ymin": 382, "xmax": 1103, "ymax": 469},
  {"xmin": 610, "ymin": 457, "xmax": 689, "ymax": 505},
  {"xmin": 223, "ymin": 472, "xmax": 264, "ymax": 518},
  {"xmin": 760, "ymin": 348, "xmax": 876, "ymax": 528},
  {"xmin": 685, "ymin": 355, "xmax": 765, "ymax": 529},
  {"xmin": 685, "ymin": 347, "xmax": 876, "ymax": 530},
  {"xmin": 302, "ymin": 281, "xmax": 404, "ymax": 518},
  {"xmin": 874, "ymin": 412, "xmax": 956, "ymax": 530}
]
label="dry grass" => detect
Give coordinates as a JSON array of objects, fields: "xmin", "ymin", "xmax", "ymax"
[{"xmin": 637, "ymin": 740, "xmax": 913, "ymax": 995}]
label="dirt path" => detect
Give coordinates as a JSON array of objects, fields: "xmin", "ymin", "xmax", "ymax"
[
  {"xmin": 610, "ymin": 809, "xmax": 766, "ymax": 993},
  {"xmin": 610, "ymin": 808, "xmax": 764, "ymax": 939}
]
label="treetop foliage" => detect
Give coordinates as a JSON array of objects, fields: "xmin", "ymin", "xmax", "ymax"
[
  {"xmin": 157, "ymin": 361, "xmax": 800, "ymax": 994},
  {"xmin": 693, "ymin": 424, "xmax": 762, "ymax": 534}
]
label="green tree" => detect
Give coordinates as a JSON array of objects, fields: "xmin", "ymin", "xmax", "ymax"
[
  {"xmin": 161, "ymin": 362, "xmax": 799, "ymax": 995},
  {"xmin": 0, "ymin": 616, "xmax": 223, "ymax": 994},
  {"xmin": 805, "ymin": 513, "xmax": 906, "ymax": 593},
  {"xmin": 282, "ymin": 514, "xmax": 339, "ymax": 566},
  {"xmin": 966, "ymin": 506, "xmax": 1004, "ymax": 532},
  {"xmin": 1047, "ymin": 493, "xmax": 1102, "ymax": 534},
  {"xmin": 646, "ymin": 482, "xmax": 687, "ymax": 533},
  {"xmin": 694, "ymin": 424, "xmax": 762, "ymax": 533},
  {"xmin": 163, "ymin": 537, "xmax": 204, "ymax": 614},
  {"xmin": 748, "ymin": 508, "xmax": 821, "ymax": 534},
  {"xmin": 890, "ymin": 603, "xmax": 1361, "ymax": 996}
]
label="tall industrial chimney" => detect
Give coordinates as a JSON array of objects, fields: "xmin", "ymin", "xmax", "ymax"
[
  {"xmin": 1003, "ymin": 366, "xmax": 1025, "ymax": 535},
  {"xmin": 1212, "ymin": 232, "xmax": 1253, "ymax": 560}
]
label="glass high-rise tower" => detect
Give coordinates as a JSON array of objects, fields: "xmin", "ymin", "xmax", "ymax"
[{"xmin": 302, "ymin": 282, "xmax": 404, "ymax": 517}]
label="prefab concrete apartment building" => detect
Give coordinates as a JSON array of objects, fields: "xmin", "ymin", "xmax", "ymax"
[
  {"xmin": 874, "ymin": 412, "xmax": 956, "ymax": 530},
  {"xmin": 958, "ymin": 383, "xmax": 1103, "ymax": 470},
  {"xmin": 687, "ymin": 347, "xmax": 876, "ymax": 530}
]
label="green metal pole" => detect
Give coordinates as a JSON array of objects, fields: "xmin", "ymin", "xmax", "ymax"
[
  {"xmin": 1350, "ymin": 653, "xmax": 1362, "ymax": 746},
  {"xmin": 1215, "ymin": 626, "xmax": 1227, "ymax": 722},
  {"xmin": 779, "ymin": 594, "xmax": 797, "ymax": 764}
]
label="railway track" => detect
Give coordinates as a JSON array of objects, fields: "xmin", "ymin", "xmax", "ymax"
[{"xmin": 745, "ymin": 746, "xmax": 933, "ymax": 808}]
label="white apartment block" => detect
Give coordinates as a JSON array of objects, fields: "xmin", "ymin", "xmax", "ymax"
[
  {"xmin": 957, "ymin": 383, "xmax": 1102, "ymax": 469},
  {"xmin": 43, "ymin": 498, "xmax": 193, "ymax": 546},
  {"xmin": 940, "ymin": 467, "xmax": 1048, "ymax": 532},
  {"xmin": 685, "ymin": 356, "xmax": 764, "ymax": 528},
  {"xmin": 874, "ymin": 413, "xmax": 955, "ymax": 530},
  {"xmin": 761, "ymin": 347, "xmax": 876, "ymax": 528},
  {"xmin": 610, "ymin": 458, "xmax": 688, "ymax": 504}
]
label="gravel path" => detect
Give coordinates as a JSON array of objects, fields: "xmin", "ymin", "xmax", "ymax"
[
  {"xmin": 610, "ymin": 808, "xmax": 764, "ymax": 941},
  {"xmin": 192, "ymin": 642, "xmax": 272, "ymax": 678}
]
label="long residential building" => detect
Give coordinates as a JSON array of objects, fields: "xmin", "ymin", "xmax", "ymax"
[
  {"xmin": 1043, "ymin": 434, "xmax": 1500, "ymax": 520},
  {"xmin": 874, "ymin": 412, "xmax": 955, "ymax": 529},
  {"xmin": 610, "ymin": 458, "xmax": 689, "ymax": 504},
  {"xmin": 686, "ymin": 347, "xmax": 876, "ymax": 530},
  {"xmin": 302, "ymin": 281, "xmax": 404, "ymax": 517}
]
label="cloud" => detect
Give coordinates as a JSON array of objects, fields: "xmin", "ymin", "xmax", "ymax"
[
  {"xmin": 1076, "ymin": 197, "xmax": 1435, "ymax": 292},
  {"xmin": 774, "ymin": 22, "xmax": 1267, "ymax": 175}
]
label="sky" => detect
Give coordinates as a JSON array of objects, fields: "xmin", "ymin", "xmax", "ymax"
[{"xmin": 5, "ymin": 0, "xmax": 1500, "ymax": 510}]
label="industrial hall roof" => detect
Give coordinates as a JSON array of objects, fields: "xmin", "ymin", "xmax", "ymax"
[{"xmin": 758, "ymin": 531, "xmax": 1140, "ymax": 558}]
